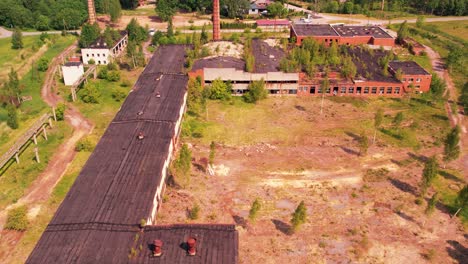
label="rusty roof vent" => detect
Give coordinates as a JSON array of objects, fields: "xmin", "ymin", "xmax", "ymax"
[
  {"xmin": 187, "ymin": 238, "xmax": 197, "ymax": 256},
  {"xmin": 137, "ymin": 132, "xmax": 145, "ymax": 140},
  {"xmin": 152, "ymin": 240, "xmax": 163, "ymax": 257},
  {"xmin": 137, "ymin": 111, "xmax": 143, "ymax": 116},
  {"xmin": 156, "ymin": 92, "xmax": 161, "ymax": 98}
]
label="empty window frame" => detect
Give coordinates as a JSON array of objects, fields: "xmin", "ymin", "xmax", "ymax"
[
  {"xmin": 364, "ymin": 87, "xmax": 370, "ymax": 94},
  {"xmin": 394, "ymin": 87, "xmax": 400, "ymax": 94},
  {"xmin": 310, "ymin": 86, "xmax": 316, "ymax": 94},
  {"xmin": 379, "ymin": 87, "xmax": 385, "ymax": 94},
  {"xmin": 386, "ymin": 87, "xmax": 393, "ymax": 94},
  {"xmin": 371, "ymin": 87, "xmax": 377, "ymax": 94},
  {"xmin": 348, "ymin": 87, "xmax": 354, "ymax": 93},
  {"xmin": 341, "ymin": 87, "xmax": 346, "ymax": 93}
]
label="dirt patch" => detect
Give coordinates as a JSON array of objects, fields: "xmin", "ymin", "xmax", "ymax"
[
  {"xmin": 204, "ymin": 41, "xmax": 244, "ymax": 59},
  {"xmin": 98, "ymin": 14, "xmax": 212, "ymax": 30}
]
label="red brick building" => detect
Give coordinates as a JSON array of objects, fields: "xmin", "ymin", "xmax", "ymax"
[
  {"xmin": 388, "ymin": 61, "xmax": 432, "ymax": 93},
  {"xmin": 291, "ymin": 23, "xmax": 395, "ymax": 47}
]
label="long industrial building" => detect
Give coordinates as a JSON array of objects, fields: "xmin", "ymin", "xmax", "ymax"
[{"xmin": 27, "ymin": 45, "xmax": 238, "ymax": 263}]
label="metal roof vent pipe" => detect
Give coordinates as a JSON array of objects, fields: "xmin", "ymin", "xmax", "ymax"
[
  {"xmin": 152, "ymin": 240, "xmax": 163, "ymax": 257},
  {"xmin": 187, "ymin": 238, "xmax": 197, "ymax": 256},
  {"xmin": 137, "ymin": 132, "xmax": 145, "ymax": 140}
]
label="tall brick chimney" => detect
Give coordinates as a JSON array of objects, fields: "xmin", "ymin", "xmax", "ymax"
[
  {"xmin": 88, "ymin": 0, "xmax": 96, "ymax": 24},
  {"xmin": 212, "ymin": 0, "xmax": 221, "ymax": 41}
]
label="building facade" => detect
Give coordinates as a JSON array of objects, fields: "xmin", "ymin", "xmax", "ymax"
[
  {"xmin": 81, "ymin": 31, "xmax": 128, "ymax": 65},
  {"xmin": 62, "ymin": 62, "xmax": 84, "ymax": 86}
]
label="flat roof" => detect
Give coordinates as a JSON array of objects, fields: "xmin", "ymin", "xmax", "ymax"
[
  {"xmin": 292, "ymin": 24, "xmax": 394, "ymax": 39},
  {"xmin": 27, "ymin": 224, "xmax": 238, "ymax": 263},
  {"xmin": 389, "ymin": 61, "xmax": 430, "ymax": 75},
  {"xmin": 252, "ymin": 39, "xmax": 285, "ymax": 73},
  {"xmin": 256, "ymin": 19, "xmax": 290, "ymax": 26},
  {"xmin": 348, "ymin": 47, "xmax": 401, "ymax": 83},
  {"xmin": 292, "ymin": 24, "xmax": 338, "ymax": 37},
  {"xmin": 64, "ymin": 62, "xmax": 82, "ymax": 67},
  {"xmin": 192, "ymin": 56, "xmax": 245, "ymax": 72},
  {"xmin": 333, "ymin": 25, "xmax": 393, "ymax": 39}
]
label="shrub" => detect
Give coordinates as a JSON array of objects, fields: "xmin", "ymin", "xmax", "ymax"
[
  {"xmin": 55, "ymin": 103, "xmax": 66, "ymax": 121},
  {"xmin": 290, "ymin": 201, "xmax": 307, "ymax": 232},
  {"xmin": 88, "ymin": 58, "xmax": 96, "ymax": 65},
  {"xmin": 37, "ymin": 58, "xmax": 49, "ymax": 72},
  {"xmin": 243, "ymin": 79, "xmax": 267, "ymax": 103},
  {"xmin": 78, "ymin": 82, "xmax": 101, "ymax": 104},
  {"xmin": 39, "ymin": 32, "xmax": 50, "ymax": 43},
  {"xmin": 5, "ymin": 206, "xmax": 28, "ymax": 231},
  {"xmin": 75, "ymin": 137, "xmax": 95, "ymax": 152},
  {"xmin": 248, "ymin": 198, "xmax": 261, "ymax": 222},
  {"xmin": 6, "ymin": 104, "xmax": 18, "ymax": 129},
  {"xmin": 188, "ymin": 203, "xmax": 200, "ymax": 220},
  {"xmin": 98, "ymin": 68, "xmax": 108, "ymax": 79},
  {"xmin": 107, "ymin": 62, "xmax": 118, "ymax": 71},
  {"xmin": 112, "ymin": 88, "xmax": 127, "ymax": 102},
  {"xmin": 106, "ymin": 71, "xmax": 121, "ymax": 82},
  {"xmin": 120, "ymin": 79, "xmax": 132, "ymax": 87}
]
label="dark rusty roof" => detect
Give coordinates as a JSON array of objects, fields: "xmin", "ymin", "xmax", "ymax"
[
  {"xmin": 348, "ymin": 47, "xmax": 401, "ymax": 83},
  {"xmin": 87, "ymin": 30, "xmax": 127, "ymax": 49},
  {"xmin": 192, "ymin": 56, "xmax": 245, "ymax": 71},
  {"xmin": 252, "ymin": 39, "xmax": 286, "ymax": 73},
  {"xmin": 292, "ymin": 24, "xmax": 338, "ymax": 37},
  {"xmin": 27, "ymin": 224, "xmax": 238, "ymax": 264},
  {"xmin": 333, "ymin": 25, "xmax": 393, "ymax": 39},
  {"xmin": 389, "ymin": 61, "xmax": 430, "ymax": 75}
]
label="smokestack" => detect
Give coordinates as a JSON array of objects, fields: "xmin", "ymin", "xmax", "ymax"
[
  {"xmin": 152, "ymin": 240, "xmax": 163, "ymax": 257},
  {"xmin": 87, "ymin": 0, "xmax": 96, "ymax": 24},
  {"xmin": 187, "ymin": 238, "xmax": 197, "ymax": 256},
  {"xmin": 212, "ymin": 0, "xmax": 221, "ymax": 41}
]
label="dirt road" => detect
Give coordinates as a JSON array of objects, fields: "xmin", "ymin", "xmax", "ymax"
[{"xmin": 0, "ymin": 43, "xmax": 93, "ymax": 231}]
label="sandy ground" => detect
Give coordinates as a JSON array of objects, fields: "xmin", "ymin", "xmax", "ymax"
[
  {"xmin": 204, "ymin": 41, "xmax": 244, "ymax": 58},
  {"xmin": 98, "ymin": 14, "xmax": 212, "ymax": 31},
  {"xmin": 158, "ymin": 97, "xmax": 467, "ymax": 263}
]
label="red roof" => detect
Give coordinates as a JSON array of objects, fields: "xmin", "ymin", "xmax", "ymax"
[{"xmin": 256, "ymin": 19, "xmax": 290, "ymax": 26}]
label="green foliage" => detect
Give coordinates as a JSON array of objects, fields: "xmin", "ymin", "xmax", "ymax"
[
  {"xmin": 75, "ymin": 137, "xmax": 95, "ymax": 152},
  {"xmin": 55, "ymin": 103, "xmax": 66, "ymax": 121},
  {"xmin": 209, "ymin": 141, "xmax": 215, "ymax": 166},
  {"xmin": 200, "ymin": 24, "xmax": 208, "ymax": 44},
  {"xmin": 37, "ymin": 58, "xmax": 49, "ymax": 72},
  {"xmin": 421, "ymin": 156, "xmax": 439, "ymax": 196},
  {"xmin": 151, "ymin": 30, "xmax": 165, "ymax": 45},
  {"xmin": 290, "ymin": 201, "xmax": 307, "ymax": 232},
  {"xmin": 5, "ymin": 206, "xmax": 28, "ymax": 231},
  {"xmin": 11, "ymin": 28, "xmax": 23, "ymax": 49},
  {"xmin": 186, "ymin": 77, "xmax": 205, "ymax": 116},
  {"xmin": 167, "ymin": 19, "xmax": 174, "ymax": 37},
  {"xmin": 155, "ymin": 0, "xmax": 177, "ymax": 21},
  {"xmin": 126, "ymin": 40, "xmax": 145, "ymax": 68},
  {"xmin": 78, "ymin": 82, "xmax": 102, "ymax": 104},
  {"xmin": 205, "ymin": 79, "xmax": 231, "ymax": 101},
  {"xmin": 416, "ymin": 16, "xmax": 425, "ymax": 28},
  {"xmin": 429, "ymin": 73, "xmax": 446, "ymax": 98},
  {"xmin": 111, "ymin": 88, "xmax": 127, "ymax": 102},
  {"xmin": 126, "ymin": 18, "xmax": 147, "ymax": 44},
  {"xmin": 174, "ymin": 144, "xmax": 192, "ymax": 186},
  {"xmin": 392, "ymin": 112, "xmax": 404, "ymax": 127},
  {"xmin": 248, "ymin": 198, "xmax": 261, "ymax": 222},
  {"xmin": 443, "ymin": 126, "xmax": 460, "ymax": 162},
  {"xmin": 106, "ymin": 71, "xmax": 121, "ymax": 82},
  {"xmin": 79, "ymin": 23, "xmax": 100, "ymax": 48},
  {"xmin": 358, "ymin": 131, "xmax": 369, "ymax": 156},
  {"xmin": 223, "ymin": 0, "xmax": 250, "ymax": 18},
  {"xmin": 267, "ymin": 2, "xmax": 287, "ymax": 18},
  {"xmin": 397, "ymin": 21, "xmax": 409, "ymax": 44},
  {"xmin": 425, "ymin": 192, "xmax": 438, "ymax": 215},
  {"xmin": 455, "ymin": 185, "xmax": 468, "ymax": 214},
  {"xmin": 243, "ymin": 79, "xmax": 267, "ymax": 104},
  {"xmin": 109, "ymin": 0, "xmax": 122, "ymax": 22},
  {"xmin": 6, "ymin": 104, "xmax": 18, "ymax": 129},
  {"xmin": 341, "ymin": 56, "xmax": 357, "ymax": 78},
  {"xmin": 188, "ymin": 203, "xmax": 200, "ymax": 220},
  {"xmin": 103, "ymin": 26, "xmax": 122, "ymax": 47},
  {"xmin": 446, "ymin": 47, "xmax": 464, "ymax": 72},
  {"xmin": 374, "ymin": 109, "xmax": 384, "ymax": 129},
  {"xmin": 460, "ymin": 82, "xmax": 468, "ymax": 114}
]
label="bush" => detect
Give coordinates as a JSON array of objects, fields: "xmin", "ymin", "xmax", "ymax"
[
  {"xmin": 6, "ymin": 104, "xmax": 19, "ymax": 129},
  {"xmin": 106, "ymin": 71, "xmax": 121, "ymax": 82},
  {"xmin": 112, "ymin": 88, "xmax": 127, "ymax": 102},
  {"xmin": 37, "ymin": 58, "xmax": 49, "ymax": 72},
  {"xmin": 5, "ymin": 206, "xmax": 28, "ymax": 231},
  {"xmin": 243, "ymin": 79, "xmax": 267, "ymax": 103},
  {"xmin": 55, "ymin": 103, "xmax": 66, "ymax": 121},
  {"xmin": 188, "ymin": 203, "xmax": 200, "ymax": 220},
  {"xmin": 75, "ymin": 137, "xmax": 94, "ymax": 152},
  {"xmin": 248, "ymin": 198, "xmax": 261, "ymax": 222},
  {"xmin": 107, "ymin": 62, "xmax": 118, "ymax": 71},
  {"xmin": 206, "ymin": 79, "xmax": 231, "ymax": 100},
  {"xmin": 39, "ymin": 32, "xmax": 50, "ymax": 43},
  {"xmin": 120, "ymin": 79, "xmax": 132, "ymax": 87},
  {"xmin": 78, "ymin": 82, "xmax": 101, "ymax": 104},
  {"xmin": 98, "ymin": 68, "xmax": 108, "ymax": 79},
  {"xmin": 88, "ymin": 58, "xmax": 96, "ymax": 65}
]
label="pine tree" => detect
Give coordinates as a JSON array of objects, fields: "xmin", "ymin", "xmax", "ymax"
[
  {"xmin": 373, "ymin": 109, "xmax": 383, "ymax": 144},
  {"xmin": 358, "ymin": 132, "xmax": 369, "ymax": 156},
  {"xmin": 11, "ymin": 28, "xmax": 23, "ymax": 49},
  {"xmin": 248, "ymin": 198, "xmax": 261, "ymax": 222},
  {"xmin": 6, "ymin": 104, "xmax": 19, "ymax": 129},
  {"xmin": 290, "ymin": 201, "xmax": 307, "ymax": 232},
  {"xmin": 109, "ymin": 0, "xmax": 122, "ymax": 22},
  {"xmin": 167, "ymin": 19, "xmax": 174, "ymax": 38},
  {"xmin": 425, "ymin": 192, "xmax": 438, "ymax": 215},
  {"xmin": 420, "ymin": 156, "xmax": 438, "ymax": 197},
  {"xmin": 209, "ymin": 141, "xmax": 216, "ymax": 166},
  {"xmin": 454, "ymin": 185, "xmax": 468, "ymax": 217},
  {"xmin": 396, "ymin": 21, "xmax": 409, "ymax": 44},
  {"xmin": 443, "ymin": 126, "xmax": 461, "ymax": 162}
]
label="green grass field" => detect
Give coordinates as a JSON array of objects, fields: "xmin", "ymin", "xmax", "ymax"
[
  {"xmin": 424, "ymin": 20, "xmax": 468, "ymax": 41},
  {"xmin": 0, "ymin": 35, "xmax": 76, "ymax": 155},
  {"xmin": 0, "ymin": 36, "xmax": 42, "ymax": 81},
  {"xmin": 121, "ymin": 8, "xmax": 157, "ymax": 16}
]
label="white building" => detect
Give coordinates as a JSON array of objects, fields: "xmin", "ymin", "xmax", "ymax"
[
  {"xmin": 81, "ymin": 31, "xmax": 128, "ymax": 65},
  {"xmin": 62, "ymin": 62, "xmax": 84, "ymax": 86}
]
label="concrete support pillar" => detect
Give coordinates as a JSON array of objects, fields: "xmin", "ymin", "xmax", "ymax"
[
  {"xmin": 71, "ymin": 87, "xmax": 77, "ymax": 102},
  {"xmin": 93, "ymin": 67, "xmax": 97, "ymax": 79},
  {"xmin": 42, "ymin": 126, "xmax": 48, "ymax": 140},
  {"xmin": 49, "ymin": 118, "xmax": 53, "ymax": 128},
  {"xmin": 15, "ymin": 152, "xmax": 19, "ymax": 164},
  {"xmin": 34, "ymin": 147, "xmax": 40, "ymax": 163},
  {"xmin": 52, "ymin": 107, "xmax": 57, "ymax": 121},
  {"xmin": 33, "ymin": 134, "xmax": 37, "ymax": 145}
]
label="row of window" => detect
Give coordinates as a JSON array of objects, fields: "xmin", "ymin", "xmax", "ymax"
[
  {"xmin": 298, "ymin": 86, "xmax": 401, "ymax": 95},
  {"xmin": 402, "ymin": 77, "xmax": 421, "ymax": 82},
  {"xmin": 86, "ymin": 53, "xmax": 107, "ymax": 57}
]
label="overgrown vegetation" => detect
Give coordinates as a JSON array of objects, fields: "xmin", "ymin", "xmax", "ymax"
[
  {"xmin": 248, "ymin": 198, "xmax": 261, "ymax": 222},
  {"xmin": 173, "ymin": 144, "xmax": 192, "ymax": 187},
  {"xmin": 290, "ymin": 201, "xmax": 307, "ymax": 232},
  {"xmin": 5, "ymin": 205, "xmax": 28, "ymax": 231}
]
